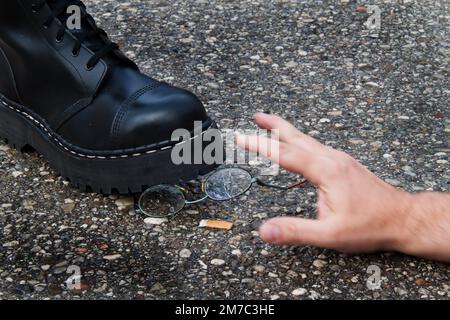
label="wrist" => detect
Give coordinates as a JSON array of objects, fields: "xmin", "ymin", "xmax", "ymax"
[
  {"xmin": 385, "ymin": 190, "xmax": 417, "ymax": 252},
  {"xmin": 395, "ymin": 192, "xmax": 450, "ymax": 262},
  {"xmin": 388, "ymin": 191, "xmax": 444, "ymax": 255}
]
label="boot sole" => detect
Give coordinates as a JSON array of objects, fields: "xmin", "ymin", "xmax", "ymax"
[{"xmin": 0, "ymin": 95, "xmax": 218, "ymax": 194}]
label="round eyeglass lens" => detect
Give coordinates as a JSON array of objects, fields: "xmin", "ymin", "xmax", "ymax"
[
  {"xmin": 138, "ymin": 185, "xmax": 186, "ymax": 217},
  {"xmin": 204, "ymin": 168, "xmax": 253, "ymax": 201}
]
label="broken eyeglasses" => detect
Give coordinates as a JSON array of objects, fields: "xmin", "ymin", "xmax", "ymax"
[{"xmin": 136, "ymin": 167, "xmax": 307, "ymax": 218}]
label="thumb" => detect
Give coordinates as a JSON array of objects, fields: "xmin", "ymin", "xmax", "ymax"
[{"xmin": 259, "ymin": 217, "xmax": 336, "ymax": 248}]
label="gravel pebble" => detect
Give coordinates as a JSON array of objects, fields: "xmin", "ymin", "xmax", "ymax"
[{"xmin": 211, "ymin": 259, "xmax": 226, "ymax": 266}]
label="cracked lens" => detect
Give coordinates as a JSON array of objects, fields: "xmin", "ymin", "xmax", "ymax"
[{"xmin": 205, "ymin": 168, "xmax": 253, "ymax": 201}]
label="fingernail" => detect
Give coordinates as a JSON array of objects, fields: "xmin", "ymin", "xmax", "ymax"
[{"xmin": 260, "ymin": 223, "xmax": 281, "ymax": 242}]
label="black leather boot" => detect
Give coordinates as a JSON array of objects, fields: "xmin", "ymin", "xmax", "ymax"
[{"xmin": 0, "ymin": 0, "xmax": 217, "ymax": 194}]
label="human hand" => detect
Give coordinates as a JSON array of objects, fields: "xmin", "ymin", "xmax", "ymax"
[{"xmin": 236, "ymin": 113, "xmax": 450, "ymax": 261}]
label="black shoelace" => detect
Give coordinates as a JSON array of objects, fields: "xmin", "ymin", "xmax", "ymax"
[{"xmin": 31, "ymin": 0, "xmax": 119, "ymax": 69}]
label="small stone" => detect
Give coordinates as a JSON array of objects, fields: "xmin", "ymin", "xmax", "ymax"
[
  {"xmin": 292, "ymin": 288, "xmax": 307, "ymax": 296},
  {"xmin": 61, "ymin": 203, "xmax": 75, "ymax": 214},
  {"xmin": 92, "ymin": 283, "xmax": 108, "ymax": 293},
  {"xmin": 125, "ymin": 51, "xmax": 136, "ymax": 59},
  {"xmin": 211, "ymin": 259, "xmax": 226, "ymax": 266},
  {"xmin": 41, "ymin": 265, "xmax": 51, "ymax": 271},
  {"xmin": 179, "ymin": 249, "xmax": 192, "ymax": 258},
  {"xmin": 115, "ymin": 197, "xmax": 134, "ymax": 210},
  {"xmin": 12, "ymin": 171, "xmax": 23, "ymax": 178},
  {"xmin": 144, "ymin": 217, "xmax": 168, "ymax": 226},
  {"xmin": 327, "ymin": 111, "xmax": 342, "ymax": 117},
  {"xmin": 241, "ymin": 278, "xmax": 255, "ymax": 284},
  {"xmin": 395, "ymin": 287, "xmax": 408, "ymax": 296},
  {"xmin": 53, "ymin": 267, "xmax": 67, "ymax": 275},
  {"xmin": 285, "ymin": 61, "xmax": 298, "ymax": 68},
  {"xmin": 180, "ymin": 37, "xmax": 193, "ymax": 44},
  {"xmin": 313, "ymin": 259, "xmax": 327, "ymax": 268},
  {"xmin": 54, "ymin": 261, "xmax": 68, "ymax": 268},
  {"xmin": 150, "ymin": 282, "xmax": 164, "ymax": 292},
  {"xmin": 254, "ymin": 265, "xmax": 265, "ymax": 273},
  {"xmin": 103, "ymin": 254, "xmax": 122, "ymax": 261},
  {"xmin": 365, "ymin": 81, "xmax": 380, "ymax": 88},
  {"xmin": 348, "ymin": 139, "xmax": 365, "ymax": 145},
  {"xmin": 206, "ymin": 36, "xmax": 217, "ymax": 44},
  {"xmin": 198, "ymin": 260, "xmax": 208, "ymax": 270},
  {"xmin": 207, "ymin": 82, "xmax": 219, "ymax": 89},
  {"xmin": 0, "ymin": 145, "xmax": 10, "ymax": 151},
  {"xmin": 371, "ymin": 141, "xmax": 382, "ymax": 149},
  {"xmin": 309, "ymin": 291, "xmax": 321, "ymax": 300},
  {"xmin": 30, "ymin": 246, "xmax": 42, "ymax": 253},
  {"xmin": 231, "ymin": 249, "xmax": 242, "ymax": 256},
  {"xmin": 3, "ymin": 241, "xmax": 19, "ymax": 247}
]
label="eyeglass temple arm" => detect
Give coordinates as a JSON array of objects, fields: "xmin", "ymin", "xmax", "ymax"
[
  {"xmin": 185, "ymin": 195, "xmax": 209, "ymax": 205},
  {"xmin": 255, "ymin": 178, "xmax": 308, "ymax": 190}
]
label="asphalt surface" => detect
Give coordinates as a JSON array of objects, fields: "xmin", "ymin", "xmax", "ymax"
[{"xmin": 0, "ymin": 0, "xmax": 449, "ymax": 299}]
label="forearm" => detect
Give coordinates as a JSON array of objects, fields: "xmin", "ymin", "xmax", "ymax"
[{"xmin": 395, "ymin": 192, "xmax": 450, "ymax": 262}]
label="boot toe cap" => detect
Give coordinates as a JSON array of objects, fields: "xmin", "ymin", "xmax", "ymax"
[{"xmin": 113, "ymin": 84, "xmax": 209, "ymax": 150}]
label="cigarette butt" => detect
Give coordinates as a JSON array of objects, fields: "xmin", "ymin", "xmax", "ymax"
[{"xmin": 199, "ymin": 219, "xmax": 233, "ymax": 230}]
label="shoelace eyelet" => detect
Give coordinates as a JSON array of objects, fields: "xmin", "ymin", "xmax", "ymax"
[
  {"xmin": 31, "ymin": 2, "xmax": 44, "ymax": 13},
  {"xmin": 35, "ymin": 1, "xmax": 119, "ymax": 70}
]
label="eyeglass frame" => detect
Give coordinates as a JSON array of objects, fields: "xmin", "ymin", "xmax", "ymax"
[{"xmin": 135, "ymin": 167, "xmax": 307, "ymax": 218}]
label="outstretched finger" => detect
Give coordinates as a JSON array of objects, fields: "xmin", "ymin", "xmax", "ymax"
[
  {"xmin": 236, "ymin": 133, "xmax": 328, "ymax": 185},
  {"xmin": 254, "ymin": 113, "xmax": 327, "ymax": 154}
]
